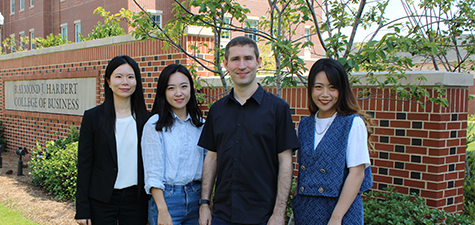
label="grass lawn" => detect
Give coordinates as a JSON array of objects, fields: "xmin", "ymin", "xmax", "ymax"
[{"xmin": 0, "ymin": 203, "xmax": 38, "ymax": 225}]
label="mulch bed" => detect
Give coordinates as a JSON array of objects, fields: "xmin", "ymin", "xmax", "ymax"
[{"xmin": 0, "ymin": 150, "xmax": 76, "ymax": 225}]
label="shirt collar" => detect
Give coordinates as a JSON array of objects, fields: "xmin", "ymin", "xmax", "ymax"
[
  {"xmin": 172, "ymin": 112, "xmax": 191, "ymax": 123},
  {"xmin": 225, "ymin": 83, "xmax": 265, "ymax": 105}
]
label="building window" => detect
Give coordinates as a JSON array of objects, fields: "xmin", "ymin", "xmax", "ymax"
[
  {"xmin": 61, "ymin": 24, "xmax": 68, "ymax": 40},
  {"xmin": 305, "ymin": 27, "xmax": 311, "ymax": 43},
  {"xmin": 11, "ymin": 0, "xmax": 15, "ymax": 14},
  {"xmin": 20, "ymin": 0, "xmax": 24, "ymax": 11},
  {"xmin": 29, "ymin": 29, "xmax": 35, "ymax": 49},
  {"xmin": 19, "ymin": 32, "xmax": 25, "ymax": 50},
  {"xmin": 75, "ymin": 22, "xmax": 81, "ymax": 42},
  {"xmin": 221, "ymin": 17, "xmax": 231, "ymax": 39},
  {"xmin": 147, "ymin": 10, "xmax": 162, "ymax": 28},
  {"xmin": 244, "ymin": 19, "xmax": 258, "ymax": 41},
  {"xmin": 30, "ymin": 0, "xmax": 34, "ymax": 8}
]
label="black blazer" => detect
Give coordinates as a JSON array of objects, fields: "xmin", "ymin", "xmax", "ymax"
[{"xmin": 75, "ymin": 104, "xmax": 149, "ymax": 219}]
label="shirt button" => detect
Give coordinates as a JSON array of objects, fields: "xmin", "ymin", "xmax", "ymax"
[
  {"xmin": 300, "ymin": 187, "xmax": 304, "ymax": 192},
  {"xmin": 301, "ymin": 165, "xmax": 306, "ymax": 170},
  {"xmin": 318, "ymin": 188, "xmax": 324, "ymax": 193},
  {"xmin": 236, "ymin": 140, "xmax": 239, "ymax": 144},
  {"xmin": 320, "ymin": 169, "xmax": 326, "ymax": 173},
  {"xmin": 234, "ymin": 158, "xmax": 238, "ymax": 161},
  {"xmin": 233, "ymin": 194, "xmax": 237, "ymax": 197},
  {"xmin": 237, "ymin": 123, "xmax": 241, "ymax": 126}
]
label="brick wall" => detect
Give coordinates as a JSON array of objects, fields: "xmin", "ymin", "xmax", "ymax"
[
  {"xmin": 200, "ymin": 84, "xmax": 469, "ymax": 214},
  {"xmin": 0, "ymin": 37, "xmax": 470, "ymax": 214},
  {"xmin": 356, "ymin": 87, "xmax": 468, "ymax": 213},
  {"xmin": 0, "ymin": 35, "xmax": 215, "ymax": 149},
  {"xmin": 2, "ymin": 0, "xmax": 177, "ymax": 51}
]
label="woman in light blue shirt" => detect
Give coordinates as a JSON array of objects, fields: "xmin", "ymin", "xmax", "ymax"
[{"xmin": 141, "ymin": 64, "xmax": 205, "ymax": 225}]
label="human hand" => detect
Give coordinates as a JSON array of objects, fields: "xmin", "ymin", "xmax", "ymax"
[
  {"xmin": 199, "ymin": 204, "xmax": 212, "ymax": 225},
  {"xmin": 267, "ymin": 214, "xmax": 284, "ymax": 225},
  {"xmin": 76, "ymin": 219, "xmax": 92, "ymax": 225},
  {"xmin": 157, "ymin": 210, "xmax": 173, "ymax": 225}
]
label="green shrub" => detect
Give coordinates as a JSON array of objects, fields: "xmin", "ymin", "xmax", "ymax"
[
  {"xmin": 363, "ymin": 187, "xmax": 474, "ymax": 224},
  {"xmin": 29, "ymin": 141, "xmax": 78, "ymax": 201},
  {"xmin": 33, "ymin": 33, "xmax": 72, "ymax": 48},
  {"xmin": 84, "ymin": 7, "xmax": 126, "ymax": 41},
  {"xmin": 28, "ymin": 127, "xmax": 79, "ymax": 201},
  {"xmin": 464, "ymin": 116, "xmax": 475, "ymax": 219},
  {"xmin": 53, "ymin": 126, "xmax": 79, "ymax": 150},
  {"xmin": 464, "ymin": 149, "xmax": 475, "ymax": 220}
]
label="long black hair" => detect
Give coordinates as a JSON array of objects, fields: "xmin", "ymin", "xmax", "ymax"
[
  {"xmin": 151, "ymin": 64, "xmax": 203, "ymax": 131},
  {"xmin": 100, "ymin": 55, "xmax": 149, "ymax": 132},
  {"xmin": 307, "ymin": 58, "xmax": 374, "ymax": 151}
]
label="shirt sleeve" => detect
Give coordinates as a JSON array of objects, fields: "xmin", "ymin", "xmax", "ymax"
[
  {"xmin": 141, "ymin": 114, "xmax": 165, "ymax": 194},
  {"xmin": 198, "ymin": 105, "xmax": 216, "ymax": 152},
  {"xmin": 346, "ymin": 116, "xmax": 371, "ymax": 168},
  {"xmin": 275, "ymin": 102, "xmax": 300, "ymax": 153}
]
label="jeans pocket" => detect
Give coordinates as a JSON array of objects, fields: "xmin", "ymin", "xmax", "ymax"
[
  {"xmin": 163, "ymin": 188, "xmax": 174, "ymax": 198},
  {"xmin": 191, "ymin": 183, "xmax": 201, "ymax": 194}
]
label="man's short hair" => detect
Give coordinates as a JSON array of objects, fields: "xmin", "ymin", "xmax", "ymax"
[{"xmin": 224, "ymin": 36, "xmax": 260, "ymax": 60}]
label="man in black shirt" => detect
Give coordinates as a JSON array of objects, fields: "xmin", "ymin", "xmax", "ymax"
[{"xmin": 198, "ymin": 36, "xmax": 300, "ymax": 225}]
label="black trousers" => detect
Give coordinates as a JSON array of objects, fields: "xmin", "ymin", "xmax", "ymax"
[{"xmin": 90, "ymin": 185, "xmax": 148, "ymax": 225}]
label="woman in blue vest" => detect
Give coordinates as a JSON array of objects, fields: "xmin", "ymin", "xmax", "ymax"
[
  {"xmin": 141, "ymin": 64, "xmax": 205, "ymax": 225},
  {"xmin": 293, "ymin": 58, "xmax": 373, "ymax": 224}
]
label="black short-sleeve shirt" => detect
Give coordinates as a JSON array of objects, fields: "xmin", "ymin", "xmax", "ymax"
[{"xmin": 198, "ymin": 85, "xmax": 300, "ymax": 224}]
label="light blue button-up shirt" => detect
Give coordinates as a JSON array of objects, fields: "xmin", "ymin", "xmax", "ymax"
[{"xmin": 141, "ymin": 113, "xmax": 205, "ymax": 194}]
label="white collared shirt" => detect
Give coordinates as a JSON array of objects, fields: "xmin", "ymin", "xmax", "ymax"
[
  {"xmin": 114, "ymin": 115, "xmax": 138, "ymax": 189},
  {"xmin": 141, "ymin": 113, "xmax": 206, "ymax": 194}
]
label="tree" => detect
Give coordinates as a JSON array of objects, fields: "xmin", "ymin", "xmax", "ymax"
[
  {"xmin": 300, "ymin": 0, "xmax": 474, "ymax": 105},
  {"xmin": 33, "ymin": 33, "xmax": 71, "ymax": 48},
  {"xmin": 124, "ymin": 0, "xmax": 311, "ymax": 98},
  {"xmin": 83, "ymin": 7, "xmax": 126, "ymax": 41},
  {"xmin": 259, "ymin": 0, "xmax": 312, "ymax": 97},
  {"xmin": 124, "ymin": 0, "xmax": 473, "ymax": 105},
  {"xmin": 2, "ymin": 35, "xmax": 30, "ymax": 53}
]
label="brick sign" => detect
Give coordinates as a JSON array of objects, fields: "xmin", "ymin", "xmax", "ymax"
[{"xmin": 5, "ymin": 78, "xmax": 96, "ymax": 116}]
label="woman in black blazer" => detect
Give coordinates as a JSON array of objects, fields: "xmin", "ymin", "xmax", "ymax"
[{"xmin": 75, "ymin": 55, "xmax": 150, "ymax": 225}]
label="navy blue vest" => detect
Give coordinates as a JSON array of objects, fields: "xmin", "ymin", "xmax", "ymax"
[{"xmin": 297, "ymin": 114, "xmax": 372, "ymax": 197}]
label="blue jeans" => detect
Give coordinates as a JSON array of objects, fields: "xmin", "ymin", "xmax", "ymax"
[
  {"xmin": 211, "ymin": 215, "xmax": 267, "ymax": 225},
  {"xmin": 149, "ymin": 181, "xmax": 201, "ymax": 225}
]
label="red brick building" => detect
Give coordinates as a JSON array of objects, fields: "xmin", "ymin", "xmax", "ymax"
[{"xmin": 0, "ymin": 0, "xmax": 176, "ymax": 51}]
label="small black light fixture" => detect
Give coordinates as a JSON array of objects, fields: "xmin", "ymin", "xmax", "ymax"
[{"xmin": 15, "ymin": 147, "xmax": 28, "ymax": 176}]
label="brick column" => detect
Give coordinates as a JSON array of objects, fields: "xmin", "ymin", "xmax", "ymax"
[{"xmin": 354, "ymin": 71, "xmax": 473, "ymax": 213}]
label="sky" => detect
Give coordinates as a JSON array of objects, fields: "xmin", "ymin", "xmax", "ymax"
[{"xmin": 342, "ymin": 0, "xmax": 413, "ymax": 42}]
